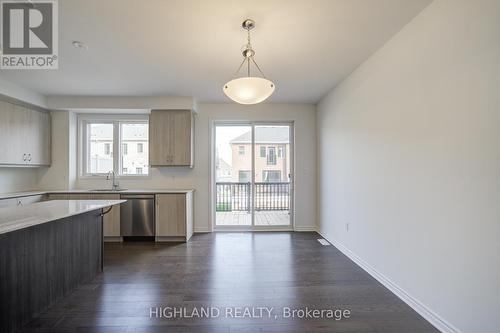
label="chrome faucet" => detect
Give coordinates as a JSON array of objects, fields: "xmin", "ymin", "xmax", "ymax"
[{"xmin": 106, "ymin": 170, "xmax": 120, "ymax": 190}]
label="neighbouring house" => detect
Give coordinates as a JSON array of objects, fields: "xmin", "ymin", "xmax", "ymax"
[
  {"xmin": 230, "ymin": 127, "xmax": 290, "ymax": 183},
  {"xmin": 216, "ymin": 157, "xmax": 232, "ymax": 182},
  {"xmin": 89, "ymin": 123, "xmax": 149, "ymax": 175}
]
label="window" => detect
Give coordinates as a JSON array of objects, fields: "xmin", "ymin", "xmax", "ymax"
[
  {"xmin": 80, "ymin": 116, "xmax": 149, "ymax": 177},
  {"xmin": 267, "ymin": 147, "xmax": 276, "ymax": 165},
  {"xmin": 121, "ymin": 123, "xmax": 149, "ymax": 175},
  {"xmin": 104, "ymin": 143, "xmax": 111, "ymax": 155},
  {"xmin": 278, "ymin": 146, "xmax": 283, "ymax": 158},
  {"xmin": 260, "ymin": 146, "xmax": 266, "ymax": 157},
  {"xmin": 263, "ymin": 170, "xmax": 281, "ymax": 182},
  {"xmin": 239, "ymin": 170, "xmax": 251, "ymax": 182},
  {"xmin": 87, "ymin": 123, "xmax": 113, "ymax": 174},
  {"xmin": 238, "ymin": 145, "xmax": 245, "ymax": 155}
]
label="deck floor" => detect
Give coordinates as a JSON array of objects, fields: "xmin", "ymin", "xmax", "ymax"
[
  {"xmin": 21, "ymin": 232, "xmax": 438, "ymax": 333},
  {"xmin": 216, "ymin": 210, "xmax": 290, "ymax": 226}
]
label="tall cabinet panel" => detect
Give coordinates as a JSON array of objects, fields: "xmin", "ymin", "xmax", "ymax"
[
  {"xmin": 149, "ymin": 109, "xmax": 194, "ymax": 167},
  {"xmin": 27, "ymin": 107, "xmax": 51, "ymax": 165},
  {"xmin": 0, "ymin": 101, "xmax": 51, "ymax": 167},
  {"xmin": 0, "ymin": 101, "xmax": 26, "ymax": 165}
]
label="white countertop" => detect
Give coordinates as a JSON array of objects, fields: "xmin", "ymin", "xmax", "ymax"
[
  {"xmin": 49, "ymin": 189, "xmax": 194, "ymax": 194},
  {"xmin": 0, "ymin": 190, "xmax": 48, "ymax": 200},
  {"xmin": 0, "ymin": 189, "xmax": 194, "ymax": 200},
  {"xmin": 0, "ymin": 200, "xmax": 126, "ymax": 235}
]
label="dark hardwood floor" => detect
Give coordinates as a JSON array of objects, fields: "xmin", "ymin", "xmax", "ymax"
[{"xmin": 20, "ymin": 232, "xmax": 438, "ymax": 332}]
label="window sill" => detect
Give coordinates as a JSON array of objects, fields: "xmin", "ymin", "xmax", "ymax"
[{"xmin": 78, "ymin": 174, "xmax": 151, "ymax": 180}]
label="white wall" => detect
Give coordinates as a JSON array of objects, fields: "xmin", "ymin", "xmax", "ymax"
[
  {"xmin": 46, "ymin": 96, "xmax": 196, "ymax": 111},
  {"xmin": 0, "ymin": 168, "xmax": 40, "ymax": 193},
  {"xmin": 0, "ymin": 78, "xmax": 47, "ymax": 108},
  {"xmin": 317, "ymin": 1, "xmax": 500, "ymax": 332},
  {"xmin": 37, "ymin": 111, "xmax": 78, "ymax": 190},
  {"xmin": 41, "ymin": 103, "xmax": 316, "ymax": 232}
]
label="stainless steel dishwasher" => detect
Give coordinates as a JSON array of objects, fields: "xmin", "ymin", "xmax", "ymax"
[{"xmin": 120, "ymin": 194, "xmax": 155, "ymax": 237}]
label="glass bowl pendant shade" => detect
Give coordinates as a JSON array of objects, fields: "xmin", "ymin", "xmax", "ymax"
[
  {"xmin": 223, "ymin": 19, "xmax": 275, "ymax": 105},
  {"xmin": 223, "ymin": 77, "xmax": 275, "ymax": 105}
]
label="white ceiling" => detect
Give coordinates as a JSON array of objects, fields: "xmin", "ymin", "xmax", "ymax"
[{"xmin": 0, "ymin": 0, "xmax": 432, "ymax": 103}]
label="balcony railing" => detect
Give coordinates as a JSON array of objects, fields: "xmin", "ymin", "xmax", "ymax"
[{"xmin": 216, "ymin": 182, "xmax": 290, "ymax": 212}]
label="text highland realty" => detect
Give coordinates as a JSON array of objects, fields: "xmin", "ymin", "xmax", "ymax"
[{"xmin": 150, "ymin": 306, "xmax": 351, "ymax": 320}]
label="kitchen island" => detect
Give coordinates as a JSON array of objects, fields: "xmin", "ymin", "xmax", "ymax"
[{"xmin": 0, "ymin": 199, "xmax": 125, "ymax": 333}]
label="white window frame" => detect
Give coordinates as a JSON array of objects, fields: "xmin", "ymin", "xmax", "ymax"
[
  {"xmin": 78, "ymin": 114, "xmax": 150, "ymax": 179},
  {"xmin": 211, "ymin": 121, "xmax": 295, "ymax": 232}
]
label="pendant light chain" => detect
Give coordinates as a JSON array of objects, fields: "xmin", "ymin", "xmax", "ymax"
[
  {"xmin": 229, "ymin": 21, "xmax": 268, "ymax": 79},
  {"xmin": 247, "ymin": 28, "xmax": 251, "ymax": 76},
  {"xmin": 223, "ymin": 19, "xmax": 275, "ymax": 105}
]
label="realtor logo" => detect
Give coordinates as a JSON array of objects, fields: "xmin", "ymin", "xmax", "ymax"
[{"xmin": 1, "ymin": 0, "xmax": 58, "ymax": 69}]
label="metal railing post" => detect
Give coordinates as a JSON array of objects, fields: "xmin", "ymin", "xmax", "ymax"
[{"xmin": 247, "ymin": 182, "xmax": 251, "ymax": 213}]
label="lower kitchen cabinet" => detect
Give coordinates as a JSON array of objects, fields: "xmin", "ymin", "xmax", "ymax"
[
  {"xmin": 30, "ymin": 191, "xmax": 195, "ymax": 242},
  {"xmin": 47, "ymin": 193, "xmax": 121, "ymax": 240},
  {"xmin": 91, "ymin": 194, "xmax": 121, "ymax": 238},
  {"xmin": 155, "ymin": 192, "xmax": 193, "ymax": 242}
]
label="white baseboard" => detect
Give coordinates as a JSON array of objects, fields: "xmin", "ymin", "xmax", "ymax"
[
  {"xmin": 294, "ymin": 225, "xmax": 317, "ymax": 232},
  {"xmin": 195, "ymin": 227, "xmax": 318, "ymax": 233},
  {"xmin": 317, "ymin": 231, "xmax": 461, "ymax": 333},
  {"xmin": 103, "ymin": 236, "xmax": 123, "ymax": 242},
  {"xmin": 194, "ymin": 228, "xmax": 211, "ymax": 233}
]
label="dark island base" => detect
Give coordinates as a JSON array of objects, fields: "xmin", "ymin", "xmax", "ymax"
[{"xmin": 0, "ymin": 210, "xmax": 103, "ymax": 333}]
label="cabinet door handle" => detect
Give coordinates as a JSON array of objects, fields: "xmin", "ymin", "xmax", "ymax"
[{"xmin": 23, "ymin": 153, "xmax": 27, "ymax": 161}]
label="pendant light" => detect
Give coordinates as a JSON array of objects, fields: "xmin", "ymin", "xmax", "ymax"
[{"xmin": 223, "ymin": 19, "xmax": 275, "ymax": 105}]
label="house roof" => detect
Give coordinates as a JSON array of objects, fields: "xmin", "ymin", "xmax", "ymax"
[
  {"xmin": 216, "ymin": 158, "xmax": 231, "ymax": 170},
  {"xmin": 89, "ymin": 123, "xmax": 148, "ymax": 141},
  {"xmin": 230, "ymin": 127, "xmax": 290, "ymax": 144}
]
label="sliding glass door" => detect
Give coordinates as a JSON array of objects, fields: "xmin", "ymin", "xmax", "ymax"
[
  {"xmin": 214, "ymin": 123, "xmax": 293, "ymax": 230},
  {"xmin": 215, "ymin": 125, "xmax": 252, "ymax": 227}
]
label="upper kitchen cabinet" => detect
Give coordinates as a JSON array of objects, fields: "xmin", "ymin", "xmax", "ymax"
[
  {"xmin": 149, "ymin": 109, "xmax": 194, "ymax": 167},
  {"xmin": 0, "ymin": 100, "xmax": 51, "ymax": 167}
]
